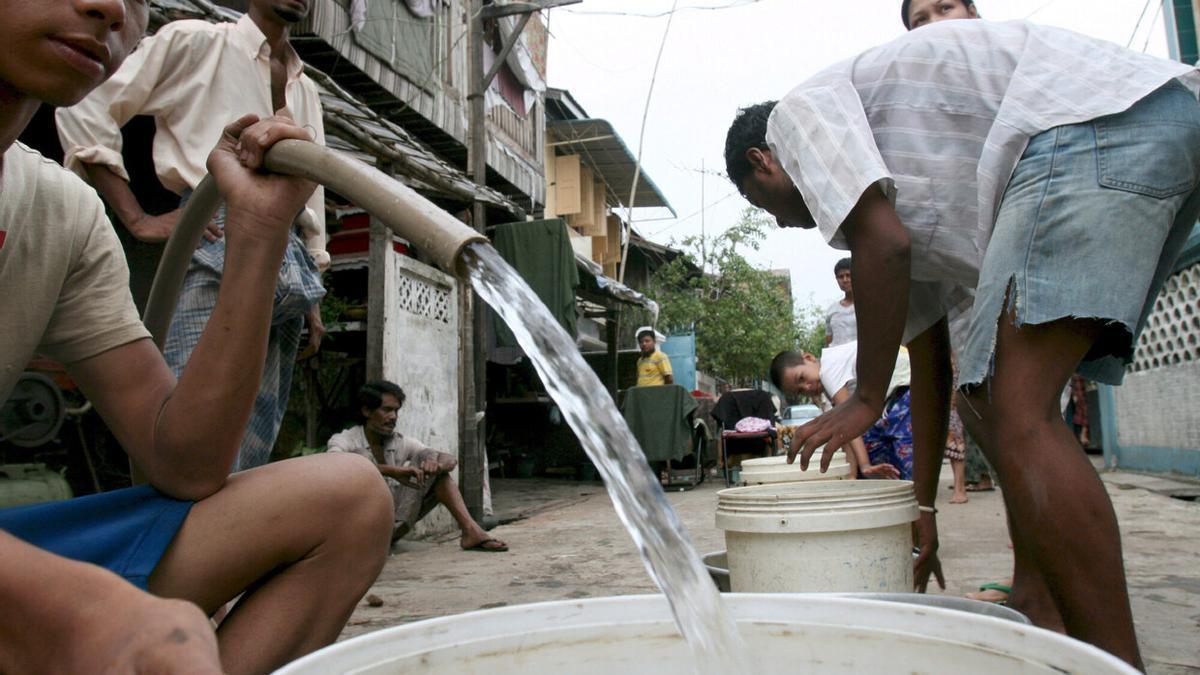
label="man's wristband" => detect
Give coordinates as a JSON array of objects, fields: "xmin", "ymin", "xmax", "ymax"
[{"xmin": 917, "ymin": 505, "xmax": 938, "ymax": 514}]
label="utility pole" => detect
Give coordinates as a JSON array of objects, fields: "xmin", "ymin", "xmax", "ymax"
[
  {"xmin": 463, "ymin": 0, "xmax": 581, "ymax": 520},
  {"xmin": 696, "ymin": 157, "xmax": 700, "ymax": 270}
]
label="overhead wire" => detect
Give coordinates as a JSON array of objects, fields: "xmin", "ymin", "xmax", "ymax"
[
  {"xmin": 645, "ymin": 190, "xmax": 739, "ymax": 238},
  {"xmin": 617, "ymin": 0, "xmax": 681, "ymax": 282},
  {"xmin": 563, "ymin": 0, "xmax": 768, "ymax": 19},
  {"xmin": 1126, "ymin": 0, "xmax": 1154, "ymax": 48},
  {"xmin": 1140, "ymin": 0, "xmax": 1164, "ymax": 52},
  {"xmin": 1022, "ymin": 0, "xmax": 1062, "ymax": 20}
]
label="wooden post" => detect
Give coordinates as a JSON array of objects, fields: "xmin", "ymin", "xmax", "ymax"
[
  {"xmin": 606, "ymin": 307, "xmax": 620, "ymax": 399},
  {"xmin": 366, "ymin": 216, "xmax": 388, "ymax": 382},
  {"xmin": 463, "ymin": 0, "xmax": 582, "ymax": 519},
  {"xmin": 462, "ymin": 0, "xmax": 487, "ymax": 520}
]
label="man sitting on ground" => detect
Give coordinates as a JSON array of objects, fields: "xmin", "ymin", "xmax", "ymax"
[
  {"xmin": 0, "ymin": 2, "xmax": 392, "ymax": 672},
  {"xmin": 328, "ymin": 381, "xmax": 508, "ymax": 552},
  {"xmin": 635, "ymin": 328, "xmax": 674, "ymax": 386}
]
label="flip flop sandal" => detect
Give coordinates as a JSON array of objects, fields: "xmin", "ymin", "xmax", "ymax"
[
  {"xmin": 463, "ymin": 538, "xmax": 509, "ymax": 553},
  {"xmin": 968, "ymin": 582, "xmax": 1011, "ymax": 605}
]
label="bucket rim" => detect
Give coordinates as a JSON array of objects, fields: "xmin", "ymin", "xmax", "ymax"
[
  {"xmin": 716, "ymin": 481, "xmax": 917, "ymax": 532},
  {"xmin": 740, "ymin": 453, "xmax": 849, "ymax": 468},
  {"xmin": 275, "ymin": 594, "xmax": 1138, "ymax": 674},
  {"xmin": 717, "ymin": 479, "xmax": 914, "ymax": 500}
]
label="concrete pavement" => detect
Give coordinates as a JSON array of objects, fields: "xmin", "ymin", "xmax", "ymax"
[{"xmin": 341, "ymin": 466, "xmax": 1200, "ymax": 673}]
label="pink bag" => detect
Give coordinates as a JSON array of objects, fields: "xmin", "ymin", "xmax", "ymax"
[{"xmin": 734, "ymin": 417, "xmax": 772, "ymax": 433}]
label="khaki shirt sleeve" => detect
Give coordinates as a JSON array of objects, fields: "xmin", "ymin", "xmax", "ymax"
[
  {"xmin": 56, "ymin": 28, "xmax": 182, "ymax": 182},
  {"xmin": 325, "ymin": 431, "xmax": 375, "ymax": 464},
  {"xmin": 41, "ymin": 197, "xmax": 150, "ymax": 364},
  {"xmin": 295, "ymin": 77, "xmax": 328, "ymax": 269}
]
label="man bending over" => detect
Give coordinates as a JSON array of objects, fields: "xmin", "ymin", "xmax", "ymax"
[{"xmin": 724, "ymin": 18, "xmax": 1200, "ymax": 668}]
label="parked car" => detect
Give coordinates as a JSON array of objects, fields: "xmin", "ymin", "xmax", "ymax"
[{"xmin": 780, "ymin": 404, "xmax": 821, "ymax": 427}]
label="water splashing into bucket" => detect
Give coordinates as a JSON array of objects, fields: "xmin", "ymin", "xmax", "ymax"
[{"xmin": 463, "ymin": 243, "xmax": 747, "ymax": 674}]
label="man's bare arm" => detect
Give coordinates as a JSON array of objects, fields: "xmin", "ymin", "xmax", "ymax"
[
  {"xmin": 379, "ymin": 464, "xmax": 424, "ymax": 488},
  {"xmin": 0, "ymin": 532, "xmax": 222, "ymax": 674},
  {"xmin": 841, "ymin": 188, "xmax": 910, "ymax": 410},
  {"xmin": 792, "ymin": 187, "xmax": 911, "ymax": 470},
  {"xmin": 906, "ymin": 317, "xmax": 952, "ymax": 592},
  {"xmin": 82, "ymin": 163, "xmax": 219, "ymax": 243},
  {"xmin": 82, "ymin": 163, "xmax": 145, "ymax": 230}
]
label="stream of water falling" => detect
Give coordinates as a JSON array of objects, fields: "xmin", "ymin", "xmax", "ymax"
[{"xmin": 464, "ymin": 243, "xmax": 748, "ymax": 674}]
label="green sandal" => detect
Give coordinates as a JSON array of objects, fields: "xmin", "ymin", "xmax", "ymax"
[{"xmin": 968, "ymin": 582, "xmax": 1011, "ymax": 606}]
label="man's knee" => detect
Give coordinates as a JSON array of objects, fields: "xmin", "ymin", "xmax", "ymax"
[
  {"xmin": 307, "ymin": 453, "xmax": 394, "ymax": 535},
  {"xmin": 432, "ymin": 471, "xmax": 456, "ymax": 495}
]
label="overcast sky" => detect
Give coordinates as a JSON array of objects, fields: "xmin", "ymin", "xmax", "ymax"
[{"xmin": 545, "ymin": 0, "xmax": 1172, "ymax": 315}]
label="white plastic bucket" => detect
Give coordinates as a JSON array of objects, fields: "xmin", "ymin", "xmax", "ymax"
[
  {"xmin": 716, "ymin": 480, "xmax": 917, "ymax": 592},
  {"xmin": 275, "ymin": 594, "xmax": 1138, "ymax": 674},
  {"xmin": 738, "ymin": 452, "xmax": 851, "ymax": 485}
]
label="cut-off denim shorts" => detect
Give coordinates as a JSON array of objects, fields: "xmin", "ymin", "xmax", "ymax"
[{"xmin": 959, "ymin": 80, "xmax": 1200, "ymax": 388}]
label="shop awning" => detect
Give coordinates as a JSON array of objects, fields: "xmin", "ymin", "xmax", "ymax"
[{"xmin": 575, "ymin": 254, "xmax": 659, "ymax": 318}]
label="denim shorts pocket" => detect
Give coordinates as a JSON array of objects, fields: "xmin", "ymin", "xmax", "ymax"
[{"xmin": 1094, "ymin": 87, "xmax": 1200, "ymax": 199}]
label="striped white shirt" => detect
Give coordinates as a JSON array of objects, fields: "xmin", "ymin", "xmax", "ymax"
[{"xmin": 767, "ymin": 19, "xmax": 1200, "ymax": 340}]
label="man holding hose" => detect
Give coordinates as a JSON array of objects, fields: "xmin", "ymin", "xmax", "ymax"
[{"xmin": 0, "ymin": 1, "xmax": 392, "ymax": 672}]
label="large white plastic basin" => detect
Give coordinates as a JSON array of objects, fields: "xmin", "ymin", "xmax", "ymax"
[
  {"xmin": 716, "ymin": 480, "xmax": 917, "ymax": 592},
  {"xmin": 738, "ymin": 452, "xmax": 851, "ymax": 484},
  {"xmin": 275, "ymin": 594, "xmax": 1137, "ymax": 674}
]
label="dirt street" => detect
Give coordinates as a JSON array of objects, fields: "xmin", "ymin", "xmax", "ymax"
[{"xmin": 342, "ymin": 467, "xmax": 1200, "ymax": 674}]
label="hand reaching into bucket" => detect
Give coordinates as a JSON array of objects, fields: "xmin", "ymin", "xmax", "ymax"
[{"xmin": 787, "ymin": 394, "xmax": 881, "ymax": 472}]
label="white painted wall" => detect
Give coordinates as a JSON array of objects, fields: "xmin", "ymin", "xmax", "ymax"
[{"xmin": 382, "ymin": 251, "xmax": 461, "ymax": 538}]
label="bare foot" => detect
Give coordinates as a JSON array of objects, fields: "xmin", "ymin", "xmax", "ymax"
[{"xmin": 949, "ymin": 492, "xmax": 968, "ymax": 504}]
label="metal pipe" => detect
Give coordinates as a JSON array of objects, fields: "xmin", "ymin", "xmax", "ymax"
[
  {"xmin": 141, "ymin": 139, "xmax": 489, "ymax": 348},
  {"xmin": 265, "ymin": 140, "xmax": 487, "ymax": 273}
]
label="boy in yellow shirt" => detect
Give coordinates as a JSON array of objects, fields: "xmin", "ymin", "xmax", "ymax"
[{"xmin": 635, "ymin": 328, "xmax": 673, "ymax": 386}]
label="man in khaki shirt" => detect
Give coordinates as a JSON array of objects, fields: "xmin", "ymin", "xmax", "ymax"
[
  {"xmin": 57, "ymin": 0, "xmax": 328, "ymax": 470},
  {"xmin": 0, "ymin": 1, "xmax": 390, "ymax": 673}
]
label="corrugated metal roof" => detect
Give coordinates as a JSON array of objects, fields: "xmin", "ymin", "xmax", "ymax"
[{"xmin": 148, "ymin": 0, "xmax": 519, "ymax": 213}]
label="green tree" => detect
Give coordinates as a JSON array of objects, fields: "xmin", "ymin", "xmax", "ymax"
[
  {"xmin": 650, "ymin": 208, "xmax": 819, "ymax": 384},
  {"xmin": 793, "ymin": 300, "xmax": 826, "ymax": 357}
]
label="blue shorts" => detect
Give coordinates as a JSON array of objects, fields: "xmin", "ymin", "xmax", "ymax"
[
  {"xmin": 0, "ymin": 485, "xmax": 192, "ymax": 590},
  {"xmin": 863, "ymin": 389, "xmax": 914, "ymax": 480},
  {"xmin": 960, "ymin": 80, "xmax": 1200, "ymax": 387}
]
